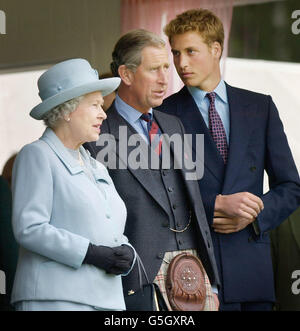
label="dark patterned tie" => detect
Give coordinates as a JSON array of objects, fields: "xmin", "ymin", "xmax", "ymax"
[
  {"xmin": 140, "ymin": 113, "xmax": 162, "ymax": 156},
  {"xmin": 207, "ymin": 92, "xmax": 228, "ymax": 164}
]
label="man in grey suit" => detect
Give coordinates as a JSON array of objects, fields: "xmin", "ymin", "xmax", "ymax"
[{"xmin": 85, "ymin": 29, "xmax": 220, "ymax": 311}]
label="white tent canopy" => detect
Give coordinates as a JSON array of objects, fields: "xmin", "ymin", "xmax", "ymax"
[
  {"xmin": 0, "ymin": 58, "xmax": 299, "ymax": 176},
  {"xmin": 224, "ymin": 57, "xmax": 300, "ymax": 173}
]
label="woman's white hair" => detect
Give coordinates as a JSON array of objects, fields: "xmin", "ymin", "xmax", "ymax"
[{"xmin": 43, "ymin": 96, "xmax": 84, "ymax": 128}]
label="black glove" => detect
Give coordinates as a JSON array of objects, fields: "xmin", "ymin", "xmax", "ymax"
[{"xmin": 83, "ymin": 243, "xmax": 134, "ymax": 275}]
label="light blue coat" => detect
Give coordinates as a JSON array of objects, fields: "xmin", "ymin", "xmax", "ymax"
[{"xmin": 11, "ymin": 128, "xmax": 135, "ymax": 310}]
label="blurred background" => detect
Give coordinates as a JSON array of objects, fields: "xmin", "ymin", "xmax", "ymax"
[
  {"xmin": 0, "ymin": 0, "xmax": 299, "ymax": 172},
  {"xmin": 0, "ymin": 0, "xmax": 299, "ymax": 312}
]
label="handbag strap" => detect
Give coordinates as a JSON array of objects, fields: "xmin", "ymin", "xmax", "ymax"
[
  {"xmin": 135, "ymin": 254, "xmax": 168, "ymax": 311},
  {"xmin": 136, "ymin": 254, "xmax": 150, "ymax": 290}
]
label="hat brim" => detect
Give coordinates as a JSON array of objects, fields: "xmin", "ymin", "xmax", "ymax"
[{"xmin": 30, "ymin": 77, "xmax": 121, "ymax": 120}]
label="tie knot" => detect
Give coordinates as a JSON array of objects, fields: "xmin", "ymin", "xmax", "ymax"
[
  {"xmin": 140, "ymin": 113, "xmax": 152, "ymax": 123},
  {"xmin": 206, "ymin": 92, "xmax": 216, "ymax": 103}
]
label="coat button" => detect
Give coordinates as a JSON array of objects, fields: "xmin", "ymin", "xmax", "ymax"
[
  {"xmin": 162, "ymin": 222, "xmax": 168, "ymax": 227},
  {"xmin": 172, "ymin": 204, "xmax": 177, "ymax": 210},
  {"xmin": 248, "ymin": 236, "xmax": 253, "ymax": 242},
  {"xmin": 250, "ymin": 166, "xmax": 256, "ymax": 172},
  {"xmin": 168, "ymin": 187, "xmax": 173, "ymax": 192}
]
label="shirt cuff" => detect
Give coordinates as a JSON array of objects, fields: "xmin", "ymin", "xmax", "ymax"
[{"xmin": 211, "ymin": 285, "xmax": 218, "ymax": 294}]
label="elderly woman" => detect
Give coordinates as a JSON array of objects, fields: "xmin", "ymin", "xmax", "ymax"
[{"xmin": 11, "ymin": 59, "xmax": 136, "ymax": 311}]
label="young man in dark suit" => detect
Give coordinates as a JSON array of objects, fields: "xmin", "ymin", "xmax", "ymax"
[
  {"xmin": 157, "ymin": 9, "xmax": 300, "ymax": 311},
  {"xmin": 84, "ymin": 29, "xmax": 220, "ymax": 310}
]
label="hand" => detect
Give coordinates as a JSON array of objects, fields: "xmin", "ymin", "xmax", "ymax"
[
  {"xmin": 83, "ymin": 244, "xmax": 134, "ymax": 275},
  {"xmin": 214, "ymin": 192, "xmax": 264, "ymax": 221},
  {"xmin": 109, "ymin": 245, "xmax": 135, "ymax": 275},
  {"xmin": 212, "ymin": 215, "xmax": 255, "ymax": 234}
]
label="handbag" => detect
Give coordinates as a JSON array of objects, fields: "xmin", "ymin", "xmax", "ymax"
[
  {"xmin": 166, "ymin": 252, "xmax": 206, "ymax": 311},
  {"xmin": 125, "ymin": 254, "xmax": 168, "ymax": 311}
]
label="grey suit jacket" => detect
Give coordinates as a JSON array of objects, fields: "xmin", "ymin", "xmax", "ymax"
[{"xmin": 85, "ymin": 104, "xmax": 220, "ymax": 294}]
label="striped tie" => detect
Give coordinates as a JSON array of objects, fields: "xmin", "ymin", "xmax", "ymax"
[
  {"xmin": 207, "ymin": 92, "xmax": 228, "ymax": 164},
  {"xmin": 140, "ymin": 113, "xmax": 162, "ymax": 156}
]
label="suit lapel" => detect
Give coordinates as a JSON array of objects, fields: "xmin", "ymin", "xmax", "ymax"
[
  {"xmin": 172, "ymin": 85, "xmax": 258, "ymax": 193},
  {"xmin": 107, "ymin": 105, "xmax": 170, "ymax": 215},
  {"xmin": 175, "ymin": 87, "xmax": 225, "ymax": 184},
  {"xmin": 153, "ymin": 109, "xmax": 182, "ymax": 171},
  {"xmin": 153, "ymin": 109, "xmax": 178, "ymax": 138},
  {"xmin": 222, "ymin": 84, "xmax": 257, "ymax": 193},
  {"xmin": 154, "ymin": 109, "xmax": 207, "ymax": 219},
  {"xmin": 41, "ymin": 128, "xmax": 83, "ymax": 175}
]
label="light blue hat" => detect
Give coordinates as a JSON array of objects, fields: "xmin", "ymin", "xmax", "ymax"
[{"xmin": 30, "ymin": 58, "xmax": 121, "ymax": 120}]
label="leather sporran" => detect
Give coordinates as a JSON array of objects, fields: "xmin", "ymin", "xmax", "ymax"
[{"xmin": 166, "ymin": 252, "xmax": 206, "ymax": 311}]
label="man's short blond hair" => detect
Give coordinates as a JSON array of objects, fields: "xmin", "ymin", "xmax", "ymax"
[{"xmin": 164, "ymin": 9, "xmax": 224, "ymax": 55}]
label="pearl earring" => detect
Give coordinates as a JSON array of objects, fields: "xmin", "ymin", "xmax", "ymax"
[{"xmin": 66, "ymin": 118, "xmax": 70, "ymax": 122}]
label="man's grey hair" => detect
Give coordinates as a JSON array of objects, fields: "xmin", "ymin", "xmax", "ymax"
[
  {"xmin": 43, "ymin": 96, "xmax": 84, "ymax": 128},
  {"xmin": 110, "ymin": 29, "xmax": 166, "ymax": 77}
]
